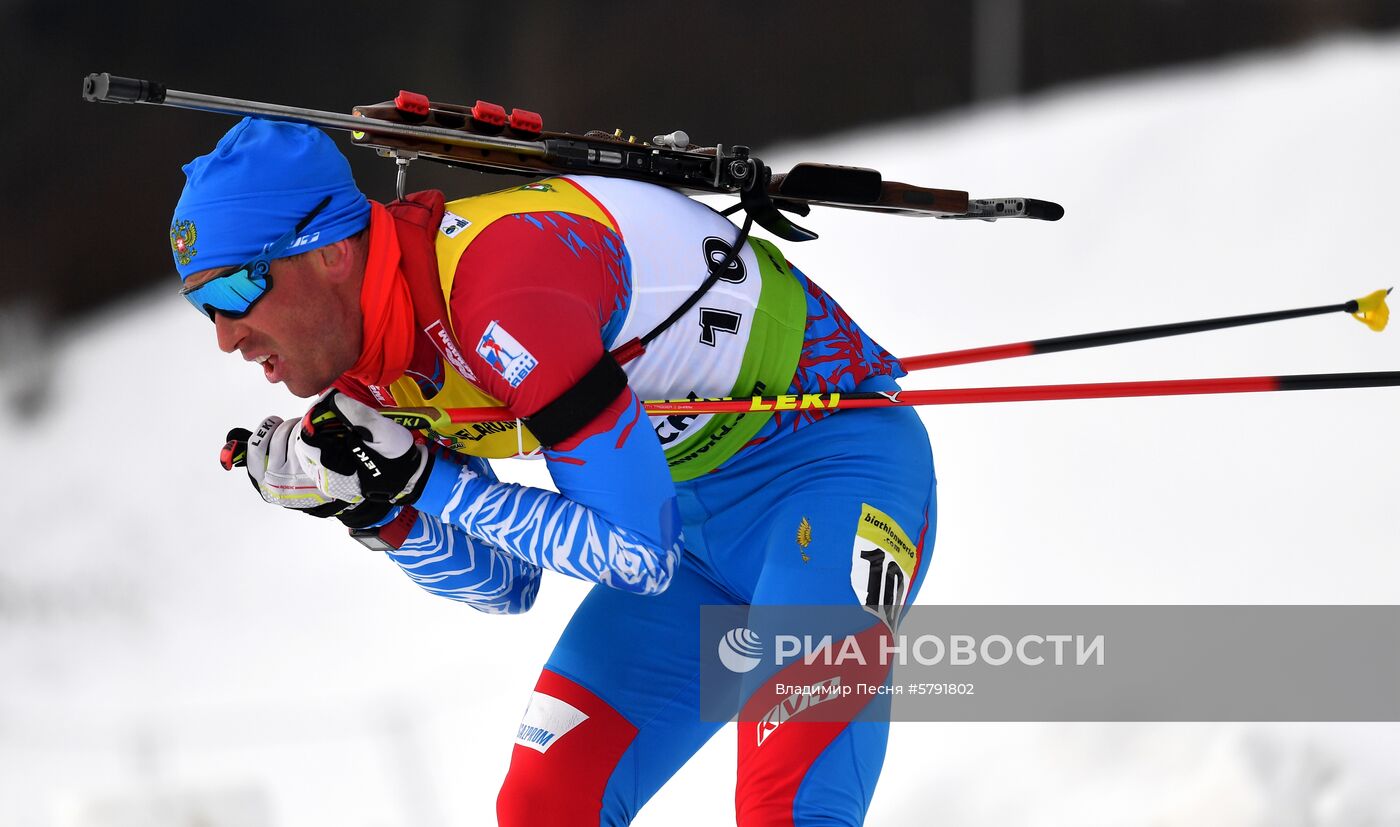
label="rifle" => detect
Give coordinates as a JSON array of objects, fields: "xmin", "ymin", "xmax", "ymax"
[{"xmin": 81, "ymin": 72, "xmax": 1063, "ymax": 243}]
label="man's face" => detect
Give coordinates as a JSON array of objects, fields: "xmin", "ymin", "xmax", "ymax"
[{"xmin": 184, "ymin": 249, "xmax": 363, "ymax": 398}]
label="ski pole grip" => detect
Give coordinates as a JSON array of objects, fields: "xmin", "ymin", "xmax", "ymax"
[
  {"xmin": 221, "ymin": 428, "xmax": 252, "ymax": 471},
  {"xmin": 82, "ymin": 73, "xmax": 167, "ymax": 104}
]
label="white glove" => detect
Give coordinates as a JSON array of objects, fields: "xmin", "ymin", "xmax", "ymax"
[{"xmin": 244, "ymin": 414, "xmax": 349, "ymax": 516}]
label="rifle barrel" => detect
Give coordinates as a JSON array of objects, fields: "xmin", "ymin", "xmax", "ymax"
[{"xmin": 83, "ymin": 72, "xmax": 548, "ymax": 158}]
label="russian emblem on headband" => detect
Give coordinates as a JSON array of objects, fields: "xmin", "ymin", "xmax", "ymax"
[{"xmin": 170, "ymin": 219, "xmax": 198, "ymax": 266}]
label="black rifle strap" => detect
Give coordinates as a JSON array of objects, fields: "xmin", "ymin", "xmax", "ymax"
[{"xmin": 521, "ymin": 351, "xmax": 631, "ymax": 447}]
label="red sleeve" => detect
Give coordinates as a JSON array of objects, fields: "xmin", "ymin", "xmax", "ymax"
[{"xmin": 448, "ymin": 212, "xmax": 622, "ymax": 447}]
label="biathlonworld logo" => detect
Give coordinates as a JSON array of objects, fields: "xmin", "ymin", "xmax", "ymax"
[
  {"xmin": 169, "ymin": 219, "xmax": 197, "ymax": 266},
  {"xmin": 718, "ymin": 626, "xmax": 764, "ymax": 673}
]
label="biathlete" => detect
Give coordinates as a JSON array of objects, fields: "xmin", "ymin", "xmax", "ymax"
[{"xmin": 171, "ymin": 117, "xmax": 937, "ymax": 826}]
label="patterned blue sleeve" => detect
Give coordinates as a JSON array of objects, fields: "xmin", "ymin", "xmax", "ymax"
[
  {"xmin": 413, "ymin": 391, "xmax": 684, "ymax": 596},
  {"xmin": 379, "ymin": 455, "xmax": 542, "ymax": 614}
]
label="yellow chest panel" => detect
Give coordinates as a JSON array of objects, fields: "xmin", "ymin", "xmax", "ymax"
[{"xmin": 386, "ymin": 178, "xmax": 617, "ymax": 459}]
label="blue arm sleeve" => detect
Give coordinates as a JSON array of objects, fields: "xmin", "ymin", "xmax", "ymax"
[
  {"xmin": 413, "ymin": 392, "xmax": 684, "ymax": 595},
  {"xmin": 379, "ymin": 454, "xmax": 542, "ymax": 614}
]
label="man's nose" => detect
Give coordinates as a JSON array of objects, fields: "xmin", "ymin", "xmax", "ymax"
[{"xmin": 214, "ymin": 313, "xmax": 243, "ymax": 354}]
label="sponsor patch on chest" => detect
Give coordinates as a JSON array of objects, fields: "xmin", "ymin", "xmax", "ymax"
[
  {"xmin": 424, "ymin": 319, "xmax": 477, "ymax": 381},
  {"xmin": 476, "ymin": 321, "xmax": 539, "ymax": 387}
]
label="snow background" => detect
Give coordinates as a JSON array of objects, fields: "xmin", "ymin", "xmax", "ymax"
[{"xmin": 2, "ymin": 33, "xmax": 1399, "ymax": 826}]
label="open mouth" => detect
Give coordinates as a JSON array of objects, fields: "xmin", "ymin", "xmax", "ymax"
[{"xmin": 253, "ymin": 353, "xmax": 281, "ymax": 382}]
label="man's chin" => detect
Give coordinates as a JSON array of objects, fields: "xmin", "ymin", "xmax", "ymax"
[{"xmin": 282, "ymin": 375, "xmax": 332, "ymax": 398}]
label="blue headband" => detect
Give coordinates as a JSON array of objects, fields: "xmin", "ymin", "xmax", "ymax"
[{"xmin": 170, "ymin": 117, "xmax": 371, "ymax": 280}]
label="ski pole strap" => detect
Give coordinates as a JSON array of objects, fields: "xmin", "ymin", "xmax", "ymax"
[{"xmin": 520, "ymin": 351, "xmax": 631, "ymax": 447}]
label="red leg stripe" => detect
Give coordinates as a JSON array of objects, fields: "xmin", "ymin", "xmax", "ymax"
[{"xmin": 497, "ymin": 669, "xmax": 638, "ymax": 827}]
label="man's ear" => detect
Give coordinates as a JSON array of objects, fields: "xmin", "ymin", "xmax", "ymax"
[{"xmin": 315, "ymin": 237, "xmax": 360, "ymax": 283}]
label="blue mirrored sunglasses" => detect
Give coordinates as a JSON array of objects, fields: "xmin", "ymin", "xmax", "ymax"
[{"xmin": 179, "ymin": 196, "xmax": 332, "ymax": 321}]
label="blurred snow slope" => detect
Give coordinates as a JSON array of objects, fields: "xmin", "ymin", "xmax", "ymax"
[{"xmin": 3, "ymin": 34, "xmax": 1399, "ymax": 827}]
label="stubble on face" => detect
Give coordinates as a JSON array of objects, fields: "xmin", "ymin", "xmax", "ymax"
[
  {"xmin": 259, "ymin": 256, "xmax": 364, "ymax": 397},
  {"xmin": 199, "ymin": 252, "xmax": 365, "ymax": 398}
]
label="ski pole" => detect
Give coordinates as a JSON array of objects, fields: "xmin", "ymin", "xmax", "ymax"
[
  {"xmin": 899, "ymin": 288, "xmax": 1391, "ymax": 371},
  {"xmin": 220, "ymin": 370, "xmax": 1400, "ymax": 469},
  {"xmin": 401, "ymin": 370, "xmax": 1400, "ymax": 425}
]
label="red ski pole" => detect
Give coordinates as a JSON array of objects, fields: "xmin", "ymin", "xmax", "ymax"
[
  {"xmin": 222, "ymin": 371, "xmax": 1400, "ymax": 469},
  {"xmin": 382, "ymin": 370, "xmax": 1400, "ymax": 427}
]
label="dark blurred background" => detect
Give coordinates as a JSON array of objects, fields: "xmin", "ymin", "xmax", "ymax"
[{"xmin": 6, "ymin": 0, "xmax": 1400, "ymax": 327}]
